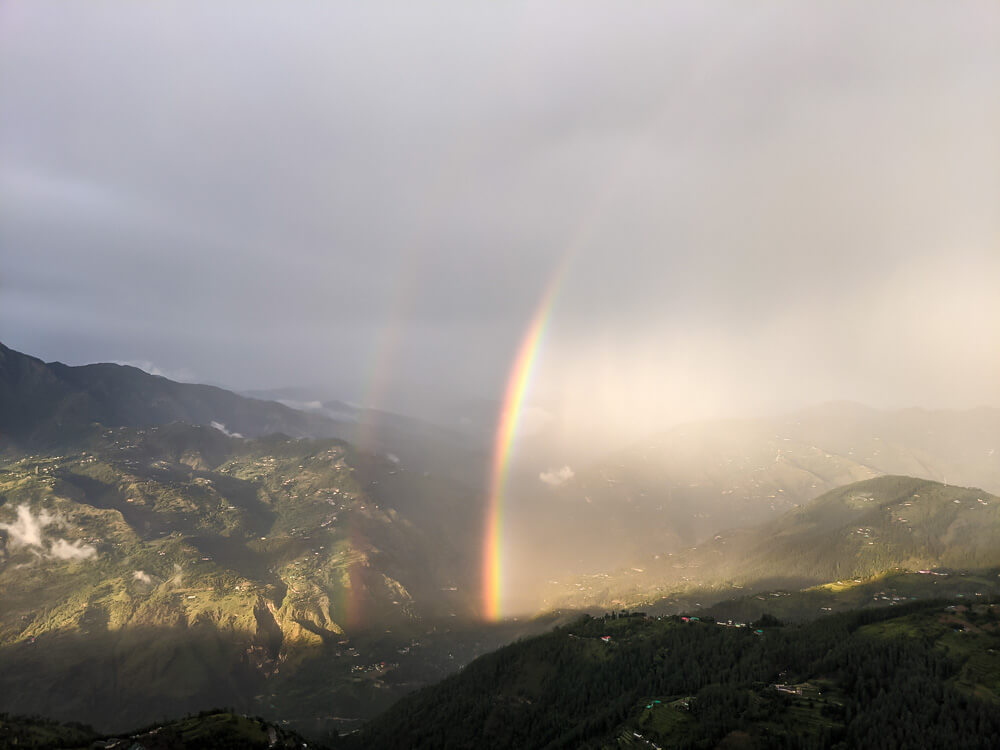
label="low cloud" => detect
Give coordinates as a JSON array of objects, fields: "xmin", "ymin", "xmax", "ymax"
[
  {"xmin": 0, "ymin": 504, "xmax": 97, "ymax": 561},
  {"xmin": 49, "ymin": 537, "xmax": 98, "ymax": 561},
  {"xmin": 210, "ymin": 421, "xmax": 243, "ymax": 438},
  {"xmin": 539, "ymin": 466, "xmax": 575, "ymax": 487},
  {"xmin": 0, "ymin": 504, "xmax": 52, "ymax": 548},
  {"xmin": 133, "ymin": 570, "xmax": 153, "ymax": 584}
]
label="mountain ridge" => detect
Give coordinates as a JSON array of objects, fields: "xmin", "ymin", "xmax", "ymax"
[
  {"xmin": 543, "ymin": 475, "xmax": 1000, "ymax": 612},
  {"xmin": 0, "ymin": 342, "xmax": 342, "ymax": 446}
]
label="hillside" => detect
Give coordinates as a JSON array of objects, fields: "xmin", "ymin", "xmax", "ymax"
[
  {"xmin": 543, "ymin": 476, "xmax": 1000, "ymax": 611},
  {"xmin": 9, "ymin": 600, "xmax": 1000, "ymax": 749},
  {"xmin": 345, "ymin": 601, "xmax": 1000, "ymax": 749},
  {"xmin": 0, "ymin": 423, "xmax": 548, "ymax": 736},
  {"xmin": 5, "ymin": 342, "xmax": 1000, "ymax": 742},
  {"xmin": 0, "ymin": 342, "xmax": 340, "ymax": 446},
  {"xmin": 0, "ymin": 343, "xmax": 486, "ymax": 485},
  {"xmin": 518, "ymin": 405, "xmax": 1000, "ymax": 580}
]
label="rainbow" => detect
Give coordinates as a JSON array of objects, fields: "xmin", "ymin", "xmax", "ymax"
[{"xmin": 481, "ymin": 267, "xmax": 567, "ymax": 621}]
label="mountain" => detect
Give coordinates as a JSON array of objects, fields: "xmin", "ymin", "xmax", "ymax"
[
  {"xmin": 0, "ymin": 421, "xmax": 553, "ymax": 737},
  {"xmin": 0, "ymin": 341, "xmax": 492, "ymax": 488},
  {"xmin": 11, "ymin": 600, "xmax": 1000, "ymax": 749},
  {"xmin": 543, "ymin": 476, "xmax": 1000, "ymax": 611},
  {"xmin": 0, "ymin": 343, "xmax": 341, "ymax": 446},
  {"xmin": 344, "ymin": 601, "xmax": 1000, "ymax": 749},
  {"xmin": 513, "ymin": 404, "xmax": 1000, "ymax": 585},
  {"xmin": 6, "ymin": 340, "xmax": 1000, "ymax": 742}
]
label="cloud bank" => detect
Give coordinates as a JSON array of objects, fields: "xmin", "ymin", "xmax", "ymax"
[{"xmin": 2, "ymin": 1, "xmax": 998, "ymax": 439}]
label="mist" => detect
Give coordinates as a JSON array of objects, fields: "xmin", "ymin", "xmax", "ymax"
[
  {"xmin": 2, "ymin": 1, "xmax": 999, "ymax": 447},
  {"xmin": 5, "ymin": 6, "xmax": 1000, "ymax": 741}
]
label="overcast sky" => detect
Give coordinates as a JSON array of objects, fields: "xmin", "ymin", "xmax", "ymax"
[{"xmin": 2, "ymin": 2, "xmax": 999, "ymax": 436}]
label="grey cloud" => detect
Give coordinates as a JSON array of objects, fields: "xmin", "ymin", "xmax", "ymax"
[{"xmin": 2, "ymin": 1, "xmax": 999, "ymax": 432}]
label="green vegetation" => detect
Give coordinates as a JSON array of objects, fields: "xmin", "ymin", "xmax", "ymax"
[
  {"xmin": 5, "ymin": 345, "xmax": 1000, "ymax": 747},
  {"xmin": 8, "ymin": 600, "xmax": 1000, "ymax": 748},
  {"xmin": 0, "ymin": 422, "xmax": 519, "ymax": 737},
  {"xmin": 345, "ymin": 601, "xmax": 1000, "ymax": 749}
]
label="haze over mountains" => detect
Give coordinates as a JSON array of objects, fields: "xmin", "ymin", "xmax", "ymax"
[
  {"xmin": 0, "ymin": 342, "xmax": 488, "ymax": 485},
  {"xmin": 5, "ymin": 340, "xmax": 1000, "ymax": 606},
  {"xmin": 542, "ymin": 476, "xmax": 1000, "ymax": 612},
  {"xmin": 4, "ymin": 2, "xmax": 1000, "ymax": 746},
  {"xmin": 502, "ymin": 402, "xmax": 1000, "ymax": 610},
  {"xmin": 3, "ymin": 341, "xmax": 1000, "ymax": 745}
]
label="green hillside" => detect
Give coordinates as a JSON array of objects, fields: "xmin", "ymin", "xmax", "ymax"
[{"xmin": 345, "ymin": 601, "xmax": 1000, "ymax": 749}]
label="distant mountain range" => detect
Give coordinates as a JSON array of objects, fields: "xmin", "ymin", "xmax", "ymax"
[
  {"xmin": 0, "ymin": 342, "xmax": 487, "ymax": 485},
  {"xmin": 513, "ymin": 403, "xmax": 1000, "ymax": 587},
  {"xmin": 544, "ymin": 475, "xmax": 1000, "ymax": 611},
  {"xmin": 0, "ymin": 342, "xmax": 342, "ymax": 445}
]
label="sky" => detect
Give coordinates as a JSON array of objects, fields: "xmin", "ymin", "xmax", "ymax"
[{"xmin": 2, "ymin": 1, "xmax": 999, "ymax": 440}]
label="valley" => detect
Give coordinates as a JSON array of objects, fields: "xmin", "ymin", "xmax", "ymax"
[
  {"xmin": 0, "ymin": 415, "xmax": 552, "ymax": 737},
  {"xmin": 2, "ymin": 344, "xmax": 1000, "ymax": 747}
]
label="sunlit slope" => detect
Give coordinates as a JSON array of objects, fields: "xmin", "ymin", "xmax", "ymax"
[
  {"xmin": 0, "ymin": 423, "xmax": 485, "ymax": 732},
  {"xmin": 544, "ymin": 476, "xmax": 1000, "ymax": 609}
]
